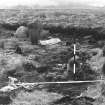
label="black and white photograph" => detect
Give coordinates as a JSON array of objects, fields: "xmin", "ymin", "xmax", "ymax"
[{"xmin": 0, "ymin": 0, "xmax": 105, "ymax": 104}]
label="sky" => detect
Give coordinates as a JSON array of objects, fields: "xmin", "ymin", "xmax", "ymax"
[{"xmin": 0, "ymin": 0, "xmax": 105, "ymax": 8}]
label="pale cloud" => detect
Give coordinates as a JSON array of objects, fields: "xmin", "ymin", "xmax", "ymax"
[
  {"xmin": 0, "ymin": 0, "xmax": 105, "ymax": 8},
  {"xmin": 0, "ymin": 0, "xmax": 57, "ymax": 8},
  {"xmin": 52, "ymin": 0, "xmax": 105, "ymax": 7}
]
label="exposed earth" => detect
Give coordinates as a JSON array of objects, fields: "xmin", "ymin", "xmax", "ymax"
[{"xmin": 0, "ymin": 8, "xmax": 105, "ymax": 105}]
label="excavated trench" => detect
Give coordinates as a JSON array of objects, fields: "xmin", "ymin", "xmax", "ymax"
[{"xmin": 0, "ymin": 24, "xmax": 105, "ymax": 105}]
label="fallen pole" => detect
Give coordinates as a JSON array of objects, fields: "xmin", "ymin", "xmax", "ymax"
[
  {"xmin": 0, "ymin": 80, "xmax": 104, "ymax": 92},
  {"xmin": 0, "ymin": 80, "xmax": 104, "ymax": 86},
  {"xmin": 16, "ymin": 79, "xmax": 105, "ymax": 86}
]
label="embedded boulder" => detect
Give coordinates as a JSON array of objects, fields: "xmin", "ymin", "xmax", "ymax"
[{"xmin": 14, "ymin": 26, "xmax": 29, "ymax": 39}]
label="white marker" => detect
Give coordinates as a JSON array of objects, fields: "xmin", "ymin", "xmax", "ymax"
[
  {"xmin": 74, "ymin": 63, "xmax": 76, "ymax": 74},
  {"xmin": 73, "ymin": 44, "xmax": 76, "ymax": 74},
  {"xmin": 74, "ymin": 44, "xmax": 76, "ymax": 55}
]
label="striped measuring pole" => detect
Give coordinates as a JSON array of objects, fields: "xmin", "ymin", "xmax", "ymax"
[{"xmin": 74, "ymin": 44, "xmax": 76, "ymax": 74}]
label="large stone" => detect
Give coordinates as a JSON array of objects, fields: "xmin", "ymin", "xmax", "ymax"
[
  {"xmin": 14, "ymin": 26, "xmax": 29, "ymax": 38},
  {"xmin": 80, "ymin": 83, "xmax": 103, "ymax": 99},
  {"xmin": 87, "ymin": 48, "xmax": 105, "ymax": 72}
]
